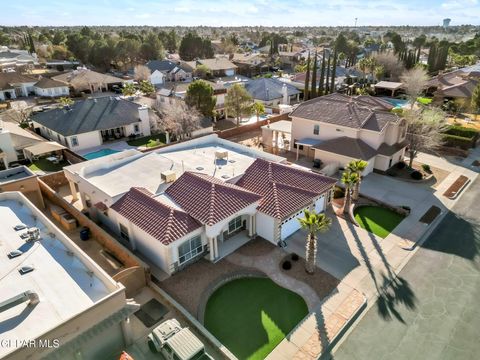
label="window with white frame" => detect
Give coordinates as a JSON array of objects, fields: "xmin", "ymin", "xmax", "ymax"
[
  {"xmin": 178, "ymin": 236, "xmax": 202, "ymax": 264},
  {"xmin": 134, "ymin": 124, "xmax": 140, "ymax": 132},
  {"xmin": 228, "ymin": 216, "xmax": 243, "ymax": 233},
  {"xmin": 119, "ymin": 223, "xmax": 129, "ymax": 242},
  {"xmin": 71, "ymin": 136, "xmax": 79, "ymax": 147}
]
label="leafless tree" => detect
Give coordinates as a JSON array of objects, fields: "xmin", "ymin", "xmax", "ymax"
[
  {"xmin": 1, "ymin": 107, "xmax": 33, "ymax": 128},
  {"xmin": 152, "ymin": 98, "xmax": 202, "ymax": 140},
  {"xmin": 134, "ymin": 64, "xmax": 152, "ymax": 81},
  {"xmin": 404, "ymin": 107, "xmax": 448, "ymax": 167},
  {"xmin": 373, "ymin": 52, "xmax": 405, "ymax": 81},
  {"xmin": 400, "ymin": 67, "xmax": 429, "ymax": 108}
]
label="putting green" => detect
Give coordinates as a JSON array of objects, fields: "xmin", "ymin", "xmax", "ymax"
[{"xmin": 204, "ymin": 277, "xmax": 308, "ymax": 360}]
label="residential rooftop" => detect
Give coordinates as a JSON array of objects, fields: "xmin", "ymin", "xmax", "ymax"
[
  {"xmin": 0, "ymin": 166, "xmax": 35, "ymax": 184},
  {"xmin": 0, "ymin": 192, "xmax": 120, "ymax": 358},
  {"xmin": 64, "ymin": 134, "xmax": 285, "ymax": 201}
]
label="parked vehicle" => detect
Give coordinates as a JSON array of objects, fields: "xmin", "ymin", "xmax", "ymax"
[{"xmin": 147, "ymin": 319, "xmax": 213, "ymax": 360}]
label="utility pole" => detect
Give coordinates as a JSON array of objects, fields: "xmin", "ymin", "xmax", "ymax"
[{"xmin": 354, "ymin": 18, "xmax": 358, "ymax": 28}]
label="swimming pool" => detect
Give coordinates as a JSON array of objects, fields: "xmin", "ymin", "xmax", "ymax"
[
  {"xmin": 382, "ymin": 97, "xmax": 409, "ymax": 108},
  {"xmin": 83, "ymin": 148, "xmax": 121, "ymax": 160}
]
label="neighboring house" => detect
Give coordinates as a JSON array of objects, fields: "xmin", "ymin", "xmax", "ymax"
[
  {"xmin": 0, "ymin": 72, "xmax": 37, "ymax": 101},
  {"xmin": 290, "ymin": 94, "xmax": 407, "ymax": 174},
  {"xmin": 0, "ymin": 46, "xmax": 38, "ymax": 71},
  {"xmin": 231, "ymin": 53, "xmax": 267, "ymax": 77},
  {"xmin": 278, "ymin": 51, "xmax": 302, "ymax": 68},
  {"xmin": 31, "ymin": 97, "xmax": 151, "ymax": 151},
  {"xmin": 0, "ymin": 191, "xmax": 134, "ymax": 360},
  {"xmin": 194, "ymin": 58, "xmax": 237, "ymax": 77},
  {"xmin": 0, "ymin": 166, "xmax": 44, "ymax": 208},
  {"xmin": 426, "ymin": 66, "xmax": 480, "ymax": 100},
  {"xmin": 0, "ymin": 120, "xmax": 44, "ymax": 167},
  {"xmin": 244, "ymin": 77, "xmax": 301, "ymax": 107},
  {"xmin": 51, "ymin": 68, "xmax": 125, "ymax": 94},
  {"xmin": 62, "ymin": 134, "xmax": 335, "ymax": 276},
  {"xmin": 146, "ymin": 60, "xmax": 194, "ymax": 85},
  {"xmin": 33, "ymin": 77, "xmax": 70, "ymax": 97}
]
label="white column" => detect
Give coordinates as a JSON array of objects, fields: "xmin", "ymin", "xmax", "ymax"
[
  {"xmin": 248, "ymin": 215, "xmax": 254, "ymax": 236},
  {"xmin": 1, "ymin": 156, "xmax": 8, "ymax": 169},
  {"xmin": 68, "ymin": 180, "xmax": 78, "ymax": 201},
  {"xmin": 296, "ymin": 144, "xmax": 300, "ymax": 160},
  {"xmin": 121, "ymin": 317, "xmax": 134, "ymax": 346},
  {"xmin": 214, "ymin": 237, "xmax": 219, "ymax": 259},
  {"xmin": 209, "ymin": 237, "xmax": 215, "ymax": 261}
]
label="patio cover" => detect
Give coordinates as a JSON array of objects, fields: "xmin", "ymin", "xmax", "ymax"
[
  {"xmin": 374, "ymin": 81, "xmax": 403, "ymax": 90},
  {"xmin": 261, "ymin": 120, "xmax": 292, "ymax": 134},
  {"xmin": 24, "ymin": 141, "xmax": 66, "ymax": 157}
]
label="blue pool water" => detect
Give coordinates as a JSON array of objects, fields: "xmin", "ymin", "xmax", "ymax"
[
  {"xmin": 381, "ymin": 97, "xmax": 409, "ymax": 108},
  {"xmin": 83, "ymin": 148, "xmax": 121, "ymax": 160}
]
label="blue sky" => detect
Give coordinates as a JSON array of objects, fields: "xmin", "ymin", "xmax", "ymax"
[{"xmin": 2, "ymin": 0, "xmax": 479, "ymax": 26}]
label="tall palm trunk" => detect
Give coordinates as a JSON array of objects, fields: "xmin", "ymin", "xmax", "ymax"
[
  {"xmin": 305, "ymin": 232, "xmax": 317, "ymax": 274},
  {"xmin": 353, "ymin": 179, "xmax": 360, "ymax": 201},
  {"xmin": 343, "ymin": 186, "xmax": 352, "ymax": 215}
]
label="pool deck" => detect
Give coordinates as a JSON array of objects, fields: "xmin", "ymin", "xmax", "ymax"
[{"xmin": 76, "ymin": 140, "xmax": 137, "ymax": 157}]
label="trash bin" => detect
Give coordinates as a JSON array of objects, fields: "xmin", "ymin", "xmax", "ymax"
[{"xmin": 80, "ymin": 227, "xmax": 90, "ymax": 241}]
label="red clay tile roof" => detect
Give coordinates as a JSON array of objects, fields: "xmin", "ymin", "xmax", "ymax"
[
  {"xmin": 165, "ymin": 172, "xmax": 262, "ymax": 226},
  {"xmin": 111, "ymin": 187, "xmax": 201, "ymax": 245},
  {"xmin": 236, "ymin": 159, "xmax": 336, "ymax": 219}
]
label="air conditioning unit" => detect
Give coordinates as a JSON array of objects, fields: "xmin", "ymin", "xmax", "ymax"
[
  {"xmin": 215, "ymin": 150, "xmax": 228, "ymax": 160},
  {"xmin": 161, "ymin": 170, "xmax": 176, "ymax": 183},
  {"xmin": 26, "ymin": 227, "xmax": 40, "ymax": 242}
]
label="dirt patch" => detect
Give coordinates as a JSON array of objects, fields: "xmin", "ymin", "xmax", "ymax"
[
  {"xmin": 224, "ymin": 128, "xmax": 264, "ymax": 150},
  {"xmin": 386, "ymin": 161, "xmax": 450, "ymax": 187},
  {"xmin": 280, "ymin": 253, "xmax": 340, "ymax": 300},
  {"xmin": 160, "ymin": 258, "xmax": 255, "ymax": 315},
  {"xmin": 443, "ymin": 175, "xmax": 470, "ymax": 199}
]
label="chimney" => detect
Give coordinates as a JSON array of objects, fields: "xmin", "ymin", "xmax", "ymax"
[
  {"xmin": 138, "ymin": 105, "xmax": 151, "ymax": 136},
  {"xmin": 282, "ymin": 83, "xmax": 289, "ymax": 105}
]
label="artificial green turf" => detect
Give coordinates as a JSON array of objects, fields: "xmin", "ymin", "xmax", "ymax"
[
  {"xmin": 126, "ymin": 134, "xmax": 166, "ymax": 148},
  {"xmin": 27, "ymin": 158, "xmax": 68, "ymax": 172},
  {"xmin": 204, "ymin": 278, "xmax": 308, "ymax": 360},
  {"xmin": 354, "ymin": 206, "xmax": 405, "ymax": 239},
  {"xmin": 416, "ymin": 97, "xmax": 432, "ymax": 105}
]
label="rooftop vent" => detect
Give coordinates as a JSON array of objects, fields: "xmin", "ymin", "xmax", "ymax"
[
  {"xmin": 19, "ymin": 266, "xmax": 35, "ymax": 275},
  {"xmin": 13, "ymin": 224, "xmax": 27, "ymax": 231},
  {"xmin": 7, "ymin": 250, "xmax": 23, "ymax": 259},
  {"xmin": 215, "ymin": 150, "xmax": 228, "ymax": 160},
  {"xmin": 196, "ymin": 166, "xmax": 204, "ymax": 171},
  {"xmin": 221, "ymin": 175, "xmax": 230, "ymax": 179},
  {"xmin": 161, "ymin": 170, "xmax": 176, "ymax": 183},
  {"xmin": 228, "ymin": 159, "xmax": 236, "ymax": 163}
]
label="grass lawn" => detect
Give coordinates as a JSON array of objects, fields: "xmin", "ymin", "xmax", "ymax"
[
  {"xmin": 417, "ymin": 97, "xmax": 432, "ymax": 105},
  {"xmin": 354, "ymin": 206, "xmax": 405, "ymax": 239},
  {"xmin": 204, "ymin": 278, "xmax": 308, "ymax": 360},
  {"xmin": 126, "ymin": 134, "xmax": 166, "ymax": 148},
  {"xmin": 27, "ymin": 158, "xmax": 68, "ymax": 173}
]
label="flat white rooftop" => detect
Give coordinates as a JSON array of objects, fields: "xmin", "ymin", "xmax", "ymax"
[
  {"xmin": 0, "ymin": 193, "xmax": 115, "ymax": 357},
  {"xmin": 65, "ymin": 134, "xmax": 285, "ymax": 199}
]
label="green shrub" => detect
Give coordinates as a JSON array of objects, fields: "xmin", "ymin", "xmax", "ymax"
[
  {"xmin": 391, "ymin": 108, "xmax": 404, "ymax": 116},
  {"xmin": 442, "ymin": 134, "xmax": 475, "ymax": 150},
  {"xmin": 444, "ymin": 125, "xmax": 479, "ymax": 140},
  {"xmin": 417, "ymin": 97, "xmax": 432, "ymax": 105},
  {"xmin": 421, "ymin": 164, "xmax": 431, "ymax": 173},
  {"xmin": 410, "ymin": 170, "xmax": 423, "ymax": 180}
]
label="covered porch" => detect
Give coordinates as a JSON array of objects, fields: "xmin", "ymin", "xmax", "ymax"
[
  {"xmin": 261, "ymin": 120, "xmax": 292, "ymax": 153},
  {"xmin": 206, "ymin": 212, "xmax": 256, "ymax": 263},
  {"xmin": 295, "ymin": 137, "xmax": 320, "ymax": 161},
  {"xmin": 101, "ymin": 126, "xmax": 127, "ymax": 142}
]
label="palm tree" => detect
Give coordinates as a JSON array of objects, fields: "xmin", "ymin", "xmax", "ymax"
[
  {"xmin": 347, "ymin": 159, "xmax": 368, "ymax": 201},
  {"xmin": 251, "ymin": 101, "xmax": 265, "ymax": 122},
  {"xmin": 298, "ymin": 210, "xmax": 332, "ymax": 274},
  {"xmin": 341, "ymin": 170, "xmax": 359, "ymax": 215}
]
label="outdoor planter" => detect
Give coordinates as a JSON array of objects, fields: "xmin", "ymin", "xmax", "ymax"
[{"xmin": 282, "ymin": 260, "xmax": 292, "ymax": 270}]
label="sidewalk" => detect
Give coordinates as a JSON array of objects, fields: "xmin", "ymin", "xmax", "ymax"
[{"xmin": 270, "ymin": 150, "xmax": 479, "ymax": 360}]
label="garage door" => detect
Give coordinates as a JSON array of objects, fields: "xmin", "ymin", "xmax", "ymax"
[
  {"xmin": 315, "ymin": 195, "xmax": 325, "ymax": 213},
  {"xmin": 280, "ymin": 210, "xmax": 305, "ymax": 240}
]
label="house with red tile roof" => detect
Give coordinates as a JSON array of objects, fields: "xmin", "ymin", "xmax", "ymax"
[
  {"xmin": 289, "ymin": 93, "xmax": 407, "ymax": 174},
  {"xmin": 63, "ymin": 135, "xmax": 335, "ymax": 276}
]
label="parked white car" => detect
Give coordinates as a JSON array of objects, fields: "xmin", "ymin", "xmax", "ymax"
[{"xmin": 147, "ymin": 319, "xmax": 213, "ymax": 360}]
